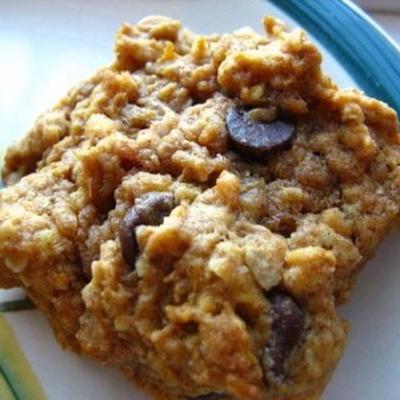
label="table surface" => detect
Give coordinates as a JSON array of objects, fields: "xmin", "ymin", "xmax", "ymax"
[{"xmin": 372, "ymin": 13, "xmax": 400, "ymax": 43}]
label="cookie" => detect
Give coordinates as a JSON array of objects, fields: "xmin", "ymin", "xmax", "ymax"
[{"xmin": 1, "ymin": 15, "xmax": 399, "ymax": 400}]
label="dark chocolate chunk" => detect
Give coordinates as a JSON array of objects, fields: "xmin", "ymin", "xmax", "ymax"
[
  {"xmin": 263, "ymin": 290, "xmax": 305, "ymax": 379},
  {"xmin": 226, "ymin": 107, "xmax": 294, "ymax": 159},
  {"xmin": 135, "ymin": 192, "xmax": 175, "ymax": 226},
  {"xmin": 119, "ymin": 209, "xmax": 142, "ymax": 269},
  {"xmin": 119, "ymin": 192, "xmax": 175, "ymax": 269}
]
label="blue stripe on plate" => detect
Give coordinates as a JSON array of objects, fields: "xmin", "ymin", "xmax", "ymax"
[{"xmin": 268, "ymin": 0, "xmax": 400, "ymax": 113}]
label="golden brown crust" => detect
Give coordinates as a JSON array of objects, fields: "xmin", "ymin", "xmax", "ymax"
[{"xmin": 0, "ymin": 15, "xmax": 399, "ymax": 400}]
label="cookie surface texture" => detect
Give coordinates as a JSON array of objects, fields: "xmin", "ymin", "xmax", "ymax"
[{"xmin": 1, "ymin": 15, "xmax": 400, "ymax": 400}]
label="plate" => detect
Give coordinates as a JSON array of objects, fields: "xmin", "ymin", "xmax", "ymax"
[{"xmin": 1, "ymin": 1, "xmax": 400, "ymax": 399}]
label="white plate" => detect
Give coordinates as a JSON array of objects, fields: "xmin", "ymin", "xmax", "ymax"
[{"xmin": 1, "ymin": 1, "xmax": 400, "ymax": 399}]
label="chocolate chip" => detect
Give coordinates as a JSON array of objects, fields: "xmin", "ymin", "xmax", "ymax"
[
  {"xmin": 119, "ymin": 210, "xmax": 142, "ymax": 269},
  {"xmin": 263, "ymin": 290, "xmax": 305, "ymax": 379},
  {"xmin": 226, "ymin": 108, "xmax": 294, "ymax": 159},
  {"xmin": 119, "ymin": 192, "xmax": 175, "ymax": 269}
]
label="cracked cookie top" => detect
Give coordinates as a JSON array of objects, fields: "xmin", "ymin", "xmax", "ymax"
[{"xmin": 1, "ymin": 15, "xmax": 399, "ymax": 400}]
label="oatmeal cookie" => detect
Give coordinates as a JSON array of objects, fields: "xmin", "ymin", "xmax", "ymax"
[{"xmin": 0, "ymin": 15, "xmax": 399, "ymax": 400}]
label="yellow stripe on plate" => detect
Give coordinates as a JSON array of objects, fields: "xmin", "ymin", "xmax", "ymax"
[
  {"xmin": 0, "ymin": 315, "xmax": 47, "ymax": 400},
  {"xmin": 0, "ymin": 372, "xmax": 16, "ymax": 400}
]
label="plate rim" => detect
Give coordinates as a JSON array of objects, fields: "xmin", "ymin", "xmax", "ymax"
[{"xmin": 269, "ymin": 0, "xmax": 400, "ymax": 113}]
